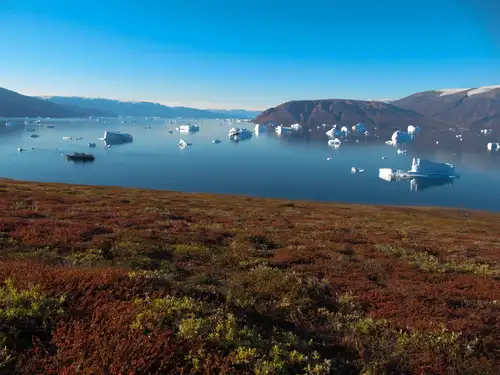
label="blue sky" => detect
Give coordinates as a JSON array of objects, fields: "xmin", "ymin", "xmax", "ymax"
[{"xmin": 1, "ymin": 0, "xmax": 499, "ymax": 110}]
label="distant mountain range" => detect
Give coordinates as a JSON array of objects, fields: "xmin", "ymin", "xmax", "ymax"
[
  {"xmin": 254, "ymin": 85, "xmax": 500, "ymax": 131},
  {"xmin": 39, "ymin": 96, "xmax": 226, "ymax": 119},
  {"xmin": 0, "ymin": 88, "xmax": 110, "ymax": 118},
  {"xmin": 205, "ymin": 109, "xmax": 262, "ymax": 118},
  {"xmin": 0, "ymin": 87, "xmax": 258, "ymax": 119},
  {"xmin": 2, "ymin": 85, "xmax": 500, "ymax": 130}
]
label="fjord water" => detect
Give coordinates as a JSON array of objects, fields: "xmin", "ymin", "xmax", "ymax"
[{"xmin": 1, "ymin": 118, "xmax": 500, "ymax": 212}]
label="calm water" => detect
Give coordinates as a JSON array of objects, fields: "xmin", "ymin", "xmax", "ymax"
[{"xmin": 1, "ymin": 118, "xmax": 500, "ymax": 212}]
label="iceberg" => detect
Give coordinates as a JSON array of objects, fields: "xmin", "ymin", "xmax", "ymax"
[
  {"xmin": 379, "ymin": 158, "xmax": 458, "ymax": 180},
  {"xmin": 275, "ymin": 125, "xmax": 293, "ymax": 135},
  {"xmin": 487, "ymin": 143, "xmax": 499, "ymax": 151},
  {"xmin": 328, "ymin": 138, "xmax": 342, "ymax": 148},
  {"xmin": 228, "ymin": 127, "xmax": 252, "ymax": 141},
  {"xmin": 179, "ymin": 124, "xmax": 200, "ymax": 133},
  {"xmin": 254, "ymin": 124, "xmax": 266, "ymax": 133},
  {"xmin": 326, "ymin": 127, "xmax": 342, "ymax": 137},
  {"xmin": 352, "ymin": 122, "xmax": 366, "ymax": 133},
  {"xmin": 103, "ymin": 131, "xmax": 133, "ymax": 144},
  {"xmin": 391, "ymin": 130, "xmax": 413, "ymax": 144},
  {"xmin": 407, "ymin": 125, "xmax": 421, "ymax": 134}
]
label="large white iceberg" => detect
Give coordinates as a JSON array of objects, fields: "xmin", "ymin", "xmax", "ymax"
[
  {"xmin": 103, "ymin": 131, "xmax": 133, "ymax": 144},
  {"xmin": 379, "ymin": 158, "xmax": 457, "ymax": 180}
]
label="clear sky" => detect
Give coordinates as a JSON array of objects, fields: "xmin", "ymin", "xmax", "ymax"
[{"xmin": 1, "ymin": 0, "xmax": 499, "ymax": 110}]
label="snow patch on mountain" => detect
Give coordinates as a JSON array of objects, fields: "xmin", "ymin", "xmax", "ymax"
[
  {"xmin": 437, "ymin": 88, "xmax": 470, "ymax": 97},
  {"xmin": 467, "ymin": 85, "xmax": 500, "ymax": 96}
]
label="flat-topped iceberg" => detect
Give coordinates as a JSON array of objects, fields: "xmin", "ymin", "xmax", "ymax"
[
  {"xmin": 379, "ymin": 158, "xmax": 458, "ymax": 180},
  {"xmin": 229, "ymin": 127, "xmax": 252, "ymax": 141},
  {"xmin": 179, "ymin": 124, "xmax": 200, "ymax": 133},
  {"xmin": 103, "ymin": 131, "xmax": 133, "ymax": 144}
]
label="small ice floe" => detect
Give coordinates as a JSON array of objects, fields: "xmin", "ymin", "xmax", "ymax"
[
  {"xmin": 351, "ymin": 167, "xmax": 364, "ymax": 173},
  {"xmin": 436, "ymin": 141, "xmax": 440, "ymax": 144},
  {"xmin": 76, "ymin": 137, "xmax": 83, "ymax": 140},
  {"xmin": 352, "ymin": 122, "xmax": 366, "ymax": 133},
  {"xmin": 397, "ymin": 149, "xmax": 408, "ymax": 155},
  {"xmin": 17, "ymin": 147, "xmax": 25, "ymax": 152},
  {"xmin": 481, "ymin": 129, "xmax": 492, "ymax": 135},
  {"xmin": 385, "ymin": 140, "xmax": 394, "ymax": 145},
  {"xmin": 275, "ymin": 125, "xmax": 293, "ymax": 135},
  {"xmin": 30, "ymin": 134, "xmax": 39, "ymax": 138},
  {"xmin": 213, "ymin": 139, "xmax": 221, "ymax": 144},
  {"xmin": 327, "ymin": 157, "xmax": 332, "ymax": 161},
  {"xmin": 254, "ymin": 124, "xmax": 266, "ymax": 133},
  {"xmin": 88, "ymin": 143, "xmax": 96, "ymax": 148},
  {"xmin": 355, "ymin": 140, "xmax": 359, "ymax": 143},
  {"xmin": 290, "ymin": 123, "xmax": 302, "ymax": 131},
  {"xmin": 381, "ymin": 156, "xmax": 387, "ymax": 160},
  {"xmin": 104, "ymin": 144, "xmax": 112, "ymax": 149},
  {"xmin": 364, "ymin": 130, "xmax": 370, "ymax": 136},
  {"xmin": 179, "ymin": 124, "xmax": 200, "ymax": 133},
  {"xmin": 63, "ymin": 136, "xmax": 72, "ymax": 140},
  {"xmin": 455, "ymin": 134, "xmax": 462, "ymax": 138},
  {"xmin": 25, "ymin": 128, "xmax": 36, "ymax": 132},
  {"xmin": 487, "ymin": 143, "xmax": 499, "ymax": 151},
  {"xmin": 407, "ymin": 125, "xmax": 421, "ymax": 135},
  {"xmin": 391, "ymin": 130, "xmax": 413, "ymax": 144},
  {"xmin": 145, "ymin": 125, "xmax": 151, "ymax": 129},
  {"xmin": 168, "ymin": 130, "xmax": 173, "ymax": 134},
  {"xmin": 326, "ymin": 127, "xmax": 342, "ymax": 138},
  {"xmin": 328, "ymin": 138, "xmax": 342, "ymax": 148},
  {"xmin": 178, "ymin": 138, "xmax": 188, "ymax": 148},
  {"xmin": 229, "ymin": 127, "xmax": 252, "ymax": 141}
]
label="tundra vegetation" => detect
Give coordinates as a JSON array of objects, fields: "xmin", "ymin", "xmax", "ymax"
[{"xmin": 0, "ymin": 179, "xmax": 499, "ymax": 374}]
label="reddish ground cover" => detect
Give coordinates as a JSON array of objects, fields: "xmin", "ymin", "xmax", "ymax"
[{"xmin": 0, "ymin": 179, "xmax": 499, "ymax": 374}]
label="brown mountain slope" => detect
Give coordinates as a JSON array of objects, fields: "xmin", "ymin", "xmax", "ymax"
[
  {"xmin": 254, "ymin": 99, "xmax": 441, "ymax": 130},
  {"xmin": 392, "ymin": 86, "xmax": 500, "ymax": 131}
]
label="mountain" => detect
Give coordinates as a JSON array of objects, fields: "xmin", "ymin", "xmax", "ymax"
[
  {"xmin": 392, "ymin": 85, "xmax": 500, "ymax": 130},
  {"xmin": 254, "ymin": 99, "xmax": 438, "ymax": 130},
  {"xmin": 206, "ymin": 109, "xmax": 262, "ymax": 118},
  {"xmin": 0, "ymin": 87, "xmax": 110, "ymax": 118},
  {"xmin": 41, "ymin": 96, "xmax": 230, "ymax": 119}
]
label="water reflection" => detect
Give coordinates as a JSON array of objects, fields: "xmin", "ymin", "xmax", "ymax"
[
  {"xmin": 379, "ymin": 175, "xmax": 456, "ymax": 193},
  {"xmin": 410, "ymin": 178, "xmax": 455, "ymax": 192}
]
